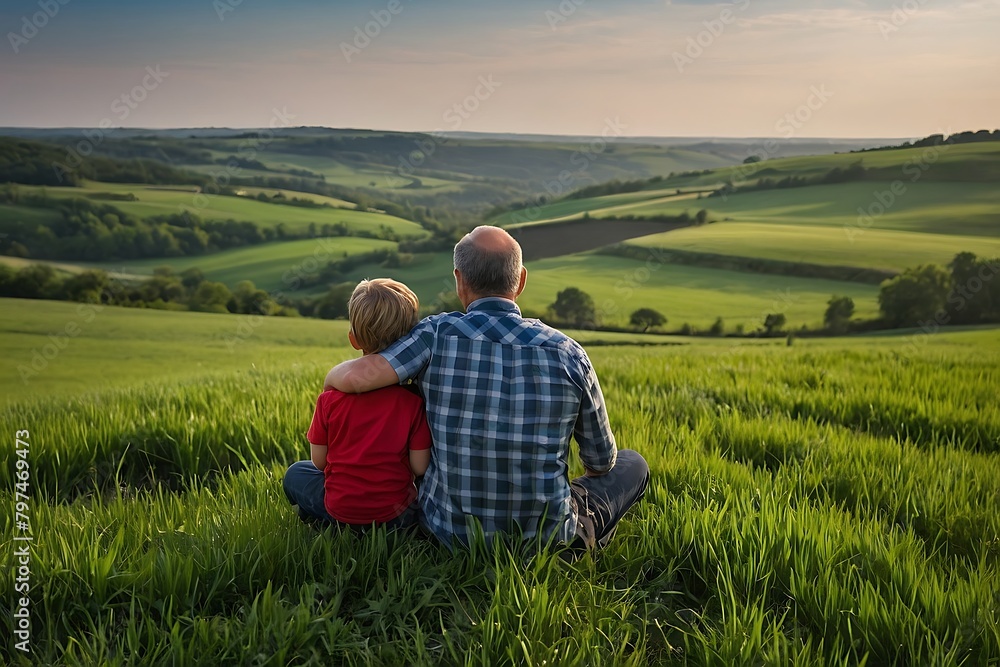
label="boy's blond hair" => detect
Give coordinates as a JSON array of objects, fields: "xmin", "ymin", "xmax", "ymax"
[{"xmin": 348, "ymin": 278, "xmax": 419, "ymax": 353}]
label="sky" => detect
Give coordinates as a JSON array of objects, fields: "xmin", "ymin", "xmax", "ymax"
[{"xmin": 1, "ymin": 0, "xmax": 998, "ymax": 138}]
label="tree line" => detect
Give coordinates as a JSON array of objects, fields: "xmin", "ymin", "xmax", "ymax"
[
  {"xmin": 852, "ymin": 129, "xmax": 1000, "ymax": 154},
  {"xmin": 0, "ymin": 186, "xmax": 399, "ymax": 261},
  {"xmin": 542, "ymin": 252, "xmax": 999, "ymax": 336},
  {"xmin": 0, "ymin": 137, "xmax": 210, "ymax": 188}
]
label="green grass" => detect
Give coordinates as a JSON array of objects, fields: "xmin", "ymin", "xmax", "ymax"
[
  {"xmin": 664, "ymin": 141, "xmax": 1000, "ymax": 189},
  {"xmin": 229, "ymin": 186, "xmax": 358, "ymax": 209},
  {"xmin": 620, "ymin": 182, "xmax": 1000, "ymax": 238},
  {"xmin": 6, "ymin": 182, "xmax": 427, "ymax": 237},
  {"xmin": 495, "ymin": 190, "xmax": 708, "ymax": 227},
  {"xmin": 0, "ymin": 299, "xmax": 997, "ymax": 665},
  {"xmin": 340, "ymin": 252, "xmax": 880, "ymax": 329},
  {"xmin": 0, "ymin": 203, "xmax": 64, "ymax": 228},
  {"xmin": 521, "ymin": 255, "xmax": 880, "ymax": 329},
  {"xmin": 626, "ymin": 222, "xmax": 1000, "ymax": 273},
  {"xmin": 510, "ymin": 182, "xmax": 1000, "ymax": 238},
  {"xmin": 81, "ymin": 237, "xmax": 398, "ymax": 292},
  {"xmin": 0, "ymin": 298, "xmax": 353, "ymax": 398}
]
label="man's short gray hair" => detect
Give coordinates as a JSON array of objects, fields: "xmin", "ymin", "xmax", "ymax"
[{"xmin": 453, "ymin": 226, "xmax": 523, "ymax": 297}]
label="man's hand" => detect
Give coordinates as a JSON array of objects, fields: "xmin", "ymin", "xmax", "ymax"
[{"xmin": 324, "ymin": 354, "xmax": 399, "ymax": 393}]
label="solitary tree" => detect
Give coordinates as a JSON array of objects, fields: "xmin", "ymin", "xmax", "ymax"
[
  {"xmin": 629, "ymin": 308, "xmax": 666, "ymax": 332},
  {"xmin": 695, "ymin": 209, "xmax": 710, "ymax": 225},
  {"xmin": 763, "ymin": 313, "xmax": 787, "ymax": 334},
  {"xmin": 709, "ymin": 317, "xmax": 725, "ymax": 336},
  {"xmin": 824, "ymin": 296, "xmax": 855, "ymax": 333},
  {"xmin": 549, "ymin": 287, "xmax": 598, "ymax": 328}
]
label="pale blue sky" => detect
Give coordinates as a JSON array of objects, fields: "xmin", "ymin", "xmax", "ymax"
[{"xmin": 1, "ymin": 0, "xmax": 997, "ymax": 137}]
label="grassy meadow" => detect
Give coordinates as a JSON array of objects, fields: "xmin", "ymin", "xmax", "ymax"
[{"xmin": 1, "ymin": 299, "xmax": 998, "ymax": 665}]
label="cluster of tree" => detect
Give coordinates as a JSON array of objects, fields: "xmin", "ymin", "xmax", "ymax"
[
  {"xmin": 0, "ymin": 186, "xmax": 404, "ymax": 262},
  {"xmin": 585, "ymin": 210, "xmax": 710, "ymax": 225},
  {"xmin": 72, "ymin": 137, "xmax": 217, "ymax": 165},
  {"xmin": 0, "ymin": 264, "xmax": 297, "ymax": 316},
  {"xmin": 561, "ymin": 176, "xmax": 665, "ymax": 201},
  {"xmin": 711, "ymin": 162, "xmax": 868, "ymax": 198},
  {"xmin": 854, "ymin": 129, "xmax": 1000, "ymax": 154},
  {"xmin": 0, "ymin": 189, "xmax": 285, "ymax": 260},
  {"xmin": 242, "ymin": 190, "xmax": 336, "ymax": 210},
  {"xmin": 0, "ymin": 137, "xmax": 209, "ymax": 188},
  {"xmin": 293, "ymin": 248, "xmax": 407, "ymax": 292},
  {"xmin": 398, "ymin": 225, "xmax": 470, "ymax": 254},
  {"xmin": 878, "ymin": 252, "xmax": 999, "ymax": 328},
  {"xmin": 214, "ymin": 156, "xmax": 325, "ymax": 181}
]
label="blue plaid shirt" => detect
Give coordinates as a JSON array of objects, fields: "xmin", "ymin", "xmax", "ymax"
[{"xmin": 379, "ymin": 297, "xmax": 617, "ymax": 547}]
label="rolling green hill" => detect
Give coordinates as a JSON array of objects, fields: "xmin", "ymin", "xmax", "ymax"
[
  {"xmin": 84, "ymin": 237, "xmax": 398, "ymax": 292},
  {"xmin": 624, "ymin": 222, "xmax": 1000, "ymax": 273},
  {"xmin": 483, "ymin": 143, "xmax": 1000, "ymax": 293},
  {"xmin": 9, "ymin": 181, "xmax": 427, "ymax": 237},
  {"xmin": 331, "ymin": 251, "xmax": 880, "ymax": 330}
]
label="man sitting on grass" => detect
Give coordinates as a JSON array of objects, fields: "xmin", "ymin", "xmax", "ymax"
[{"xmin": 324, "ymin": 226, "xmax": 649, "ymax": 550}]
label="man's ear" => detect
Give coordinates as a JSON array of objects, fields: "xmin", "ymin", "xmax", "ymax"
[
  {"xmin": 454, "ymin": 269, "xmax": 467, "ymax": 304},
  {"xmin": 348, "ymin": 330, "xmax": 362, "ymax": 351},
  {"xmin": 514, "ymin": 266, "xmax": 527, "ymax": 298}
]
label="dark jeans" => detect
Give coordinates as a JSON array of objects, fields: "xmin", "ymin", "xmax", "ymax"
[
  {"xmin": 569, "ymin": 449, "xmax": 650, "ymax": 550},
  {"xmin": 282, "ymin": 460, "xmax": 419, "ymax": 531}
]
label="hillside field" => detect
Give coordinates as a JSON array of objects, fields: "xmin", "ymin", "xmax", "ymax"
[
  {"xmin": 7, "ymin": 182, "xmax": 427, "ymax": 237},
  {"xmin": 0, "ymin": 299, "xmax": 997, "ymax": 665},
  {"xmin": 83, "ymin": 237, "xmax": 398, "ymax": 293},
  {"xmin": 626, "ymin": 222, "xmax": 1000, "ymax": 273},
  {"xmin": 334, "ymin": 252, "xmax": 880, "ymax": 330}
]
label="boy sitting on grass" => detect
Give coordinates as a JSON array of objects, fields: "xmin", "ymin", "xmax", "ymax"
[{"xmin": 283, "ymin": 278, "xmax": 431, "ymax": 530}]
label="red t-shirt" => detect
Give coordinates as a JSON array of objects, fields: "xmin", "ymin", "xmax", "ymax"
[{"xmin": 307, "ymin": 385, "xmax": 432, "ymax": 524}]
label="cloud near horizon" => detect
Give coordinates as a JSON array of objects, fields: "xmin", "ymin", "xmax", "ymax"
[{"xmin": 0, "ymin": 0, "xmax": 997, "ymax": 138}]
